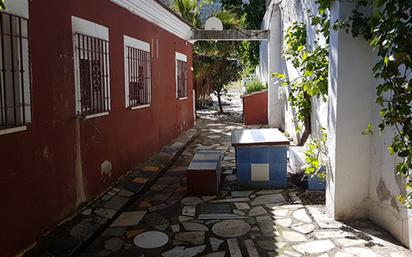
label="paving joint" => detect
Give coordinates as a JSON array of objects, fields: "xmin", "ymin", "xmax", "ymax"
[
  {"xmin": 69, "ymin": 131, "xmax": 200, "ymax": 257},
  {"xmin": 22, "ymin": 130, "xmax": 199, "ymax": 257}
]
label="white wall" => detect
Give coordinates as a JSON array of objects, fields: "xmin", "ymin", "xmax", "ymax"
[
  {"xmin": 263, "ymin": 2, "xmax": 284, "ymax": 129},
  {"xmin": 368, "ymin": 114, "xmax": 412, "ymax": 247},
  {"xmin": 259, "ymin": 0, "xmax": 328, "ymax": 142},
  {"xmin": 256, "ymin": 41, "xmax": 268, "ymax": 84},
  {"xmin": 327, "ymin": 0, "xmax": 411, "ymax": 247},
  {"xmin": 259, "ymin": 0, "xmax": 412, "ymax": 248},
  {"xmin": 327, "ymin": 0, "xmax": 374, "ymax": 219}
]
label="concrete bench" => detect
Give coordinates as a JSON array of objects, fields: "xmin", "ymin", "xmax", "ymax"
[{"xmin": 187, "ymin": 150, "xmax": 222, "ymax": 195}]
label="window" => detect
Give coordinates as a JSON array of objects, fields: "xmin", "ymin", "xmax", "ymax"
[
  {"xmin": 72, "ymin": 17, "xmax": 110, "ymax": 118},
  {"xmin": 124, "ymin": 36, "xmax": 151, "ymax": 108},
  {"xmin": 75, "ymin": 34, "xmax": 109, "ymax": 116},
  {"xmin": 176, "ymin": 52, "xmax": 188, "ymax": 99},
  {"xmin": 0, "ymin": 12, "xmax": 31, "ymax": 131}
]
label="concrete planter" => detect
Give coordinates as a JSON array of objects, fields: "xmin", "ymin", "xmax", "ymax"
[
  {"xmin": 242, "ymin": 90, "xmax": 268, "ymax": 125},
  {"xmin": 307, "ymin": 166, "xmax": 326, "ymax": 191}
]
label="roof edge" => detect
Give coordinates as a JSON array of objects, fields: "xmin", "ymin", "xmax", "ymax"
[{"xmin": 110, "ymin": 0, "xmax": 194, "ymax": 40}]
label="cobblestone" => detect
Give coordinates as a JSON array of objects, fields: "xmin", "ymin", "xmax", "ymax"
[{"xmin": 34, "ymin": 105, "xmax": 411, "ymax": 257}]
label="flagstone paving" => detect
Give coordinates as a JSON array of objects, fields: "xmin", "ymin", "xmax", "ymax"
[
  {"xmin": 23, "ymin": 128, "xmax": 198, "ymax": 257},
  {"xmin": 77, "ymin": 114, "xmax": 411, "ymax": 257}
]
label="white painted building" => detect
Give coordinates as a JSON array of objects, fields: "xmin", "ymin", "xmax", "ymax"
[{"xmin": 259, "ymin": 0, "xmax": 412, "ymax": 248}]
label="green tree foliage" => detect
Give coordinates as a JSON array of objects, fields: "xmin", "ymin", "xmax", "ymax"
[
  {"xmin": 221, "ymin": 0, "xmax": 265, "ymax": 29},
  {"xmin": 212, "ymin": 58, "xmax": 242, "ymax": 113},
  {"xmin": 171, "ymin": 0, "xmax": 212, "ymax": 28},
  {"xmin": 221, "ymin": 0, "xmax": 266, "ymax": 74},
  {"xmin": 336, "ymin": 0, "xmax": 412, "ymax": 207},
  {"xmin": 0, "ymin": 0, "xmax": 5, "ymax": 9},
  {"xmin": 173, "ymin": 0, "xmax": 243, "ymax": 112}
]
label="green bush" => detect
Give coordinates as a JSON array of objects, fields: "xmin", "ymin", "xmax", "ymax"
[{"xmin": 245, "ymin": 80, "xmax": 267, "ymax": 94}]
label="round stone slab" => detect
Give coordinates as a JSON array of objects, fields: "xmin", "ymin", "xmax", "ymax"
[
  {"xmin": 133, "ymin": 231, "xmax": 169, "ymax": 249},
  {"xmin": 181, "ymin": 196, "xmax": 203, "ymax": 206},
  {"xmin": 212, "ymin": 220, "xmax": 251, "ymax": 237}
]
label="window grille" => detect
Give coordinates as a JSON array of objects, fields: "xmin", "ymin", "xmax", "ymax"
[
  {"xmin": 176, "ymin": 59, "xmax": 188, "ymax": 98},
  {"xmin": 0, "ymin": 12, "xmax": 31, "ymax": 129},
  {"xmin": 126, "ymin": 46, "xmax": 151, "ymax": 107},
  {"xmin": 75, "ymin": 33, "xmax": 110, "ymax": 116}
]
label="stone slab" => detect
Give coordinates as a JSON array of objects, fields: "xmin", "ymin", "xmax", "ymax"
[
  {"xmin": 212, "ymin": 220, "xmax": 251, "ymax": 237},
  {"xmin": 251, "ymin": 194, "xmax": 285, "ymax": 206},
  {"xmin": 292, "ymin": 240, "xmax": 335, "ymax": 255},
  {"xmin": 133, "ymin": 231, "xmax": 169, "ymax": 249},
  {"xmin": 227, "ymin": 239, "xmax": 242, "ymax": 257},
  {"xmin": 111, "ymin": 211, "xmax": 146, "ymax": 227},
  {"xmin": 199, "ymin": 203, "xmax": 232, "ymax": 214},
  {"xmin": 244, "ymin": 239, "xmax": 260, "ymax": 257},
  {"xmin": 175, "ymin": 232, "xmax": 205, "ymax": 245}
]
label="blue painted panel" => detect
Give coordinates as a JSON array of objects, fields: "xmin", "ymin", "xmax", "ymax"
[
  {"xmin": 237, "ymin": 163, "xmax": 251, "ymax": 183},
  {"xmin": 237, "ymin": 147, "xmax": 250, "ymax": 164},
  {"xmin": 235, "ymin": 145, "xmax": 288, "ymax": 189},
  {"xmin": 308, "ymin": 176, "xmax": 326, "ymax": 191},
  {"xmin": 250, "ymin": 147, "xmax": 269, "ymax": 163},
  {"xmin": 269, "ymin": 147, "xmax": 287, "ymax": 164},
  {"xmin": 269, "ymin": 162, "xmax": 287, "ymax": 186}
]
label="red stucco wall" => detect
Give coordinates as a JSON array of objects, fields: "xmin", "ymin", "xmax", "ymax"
[
  {"xmin": 0, "ymin": 1, "xmax": 193, "ymax": 256},
  {"xmin": 243, "ymin": 91, "xmax": 268, "ymax": 125}
]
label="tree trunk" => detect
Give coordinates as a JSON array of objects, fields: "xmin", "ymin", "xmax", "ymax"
[
  {"xmin": 299, "ymin": 112, "xmax": 311, "ymax": 146},
  {"xmin": 299, "ymin": 94, "xmax": 312, "ymax": 146},
  {"xmin": 217, "ymin": 91, "xmax": 224, "ymax": 113}
]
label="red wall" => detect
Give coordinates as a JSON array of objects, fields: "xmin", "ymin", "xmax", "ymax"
[
  {"xmin": 0, "ymin": 1, "xmax": 193, "ymax": 256},
  {"xmin": 243, "ymin": 91, "xmax": 268, "ymax": 125}
]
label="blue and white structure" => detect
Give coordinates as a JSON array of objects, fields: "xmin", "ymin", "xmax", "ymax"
[{"xmin": 231, "ymin": 129, "xmax": 290, "ymax": 188}]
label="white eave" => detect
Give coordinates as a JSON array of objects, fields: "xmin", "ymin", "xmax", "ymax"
[{"xmin": 110, "ymin": 0, "xmax": 193, "ymax": 41}]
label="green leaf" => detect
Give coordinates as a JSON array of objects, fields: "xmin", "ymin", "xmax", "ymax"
[
  {"xmin": 388, "ymin": 146, "xmax": 395, "ymax": 156},
  {"xmin": 384, "ymin": 56, "xmax": 389, "ymax": 66},
  {"xmin": 303, "ymin": 70, "xmax": 313, "ymax": 77},
  {"xmin": 273, "ymin": 73, "xmax": 286, "ymax": 79},
  {"xmin": 361, "ymin": 123, "xmax": 374, "ymax": 135}
]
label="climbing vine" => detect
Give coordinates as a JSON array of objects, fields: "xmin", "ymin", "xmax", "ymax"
[
  {"xmin": 304, "ymin": 128, "xmax": 328, "ymax": 182},
  {"xmin": 273, "ymin": 0, "xmax": 330, "ymax": 146},
  {"xmin": 274, "ymin": 22, "xmax": 328, "ymax": 130},
  {"xmin": 335, "ymin": 0, "xmax": 412, "ymax": 207}
]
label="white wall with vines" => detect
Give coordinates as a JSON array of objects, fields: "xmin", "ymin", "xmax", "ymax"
[
  {"xmin": 278, "ymin": 0, "xmax": 328, "ymax": 142},
  {"xmin": 259, "ymin": 0, "xmax": 412, "ymax": 248}
]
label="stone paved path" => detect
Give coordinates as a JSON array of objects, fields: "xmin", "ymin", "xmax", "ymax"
[{"xmin": 79, "ymin": 113, "xmax": 411, "ymax": 257}]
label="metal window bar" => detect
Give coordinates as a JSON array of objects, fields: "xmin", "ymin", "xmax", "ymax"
[
  {"xmin": 127, "ymin": 46, "xmax": 151, "ymax": 107},
  {"xmin": 75, "ymin": 33, "xmax": 109, "ymax": 116},
  {"xmin": 0, "ymin": 11, "xmax": 31, "ymax": 129},
  {"xmin": 177, "ymin": 60, "xmax": 188, "ymax": 98}
]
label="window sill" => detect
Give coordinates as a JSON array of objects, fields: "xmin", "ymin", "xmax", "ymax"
[
  {"xmin": 178, "ymin": 97, "xmax": 188, "ymax": 101},
  {"xmin": 0, "ymin": 126, "xmax": 28, "ymax": 136},
  {"xmin": 84, "ymin": 112, "xmax": 110, "ymax": 120},
  {"xmin": 129, "ymin": 104, "xmax": 150, "ymax": 110}
]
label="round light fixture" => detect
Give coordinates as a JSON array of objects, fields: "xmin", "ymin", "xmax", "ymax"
[{"xmin": 205, "ymin": 17, "xmax": 223, "ymax": 31}]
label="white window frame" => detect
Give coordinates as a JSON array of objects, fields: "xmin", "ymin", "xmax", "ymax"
[
  {"xmin": 0, "ymin": 1, "xmax": 31, "ymax": 135},
  {"xmin": 175, "ymin": 52, "xmax": 188, "ymax": 100},
  {"xmin": 71, "ymin": 16, "xmax": 110, "ymax": 119},
  {"xmin": 123, "ymin": 35, "xmax": 151, "ymax": 110}
]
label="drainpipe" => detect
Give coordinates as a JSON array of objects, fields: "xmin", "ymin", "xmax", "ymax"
[{"xmin": 267, "ymin": 3, "xmax": 283, "ymax": 128}]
